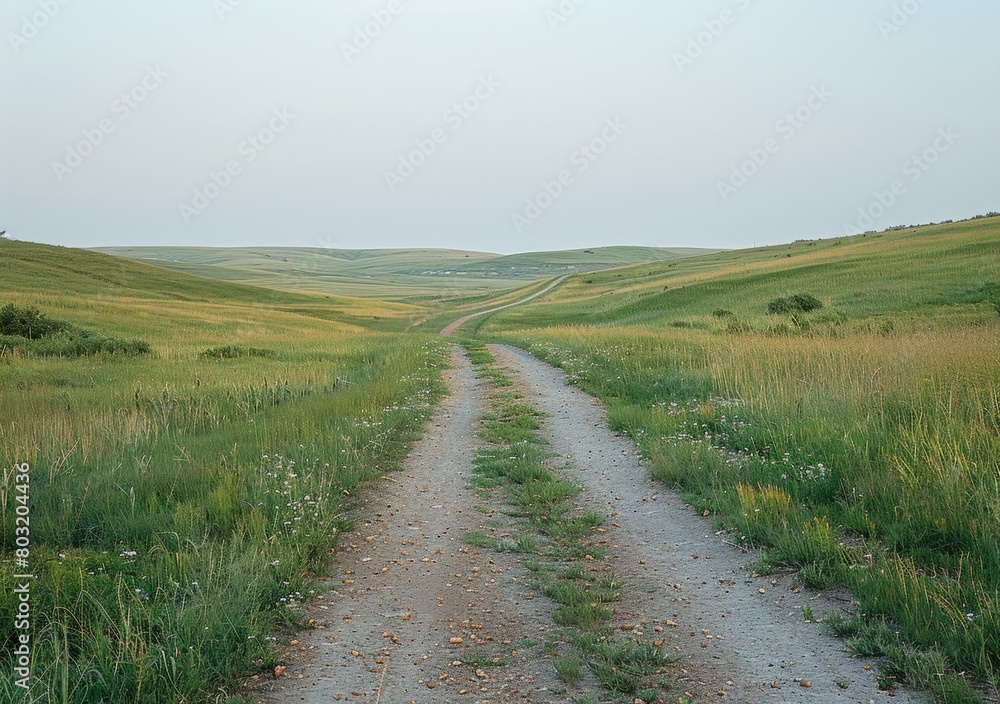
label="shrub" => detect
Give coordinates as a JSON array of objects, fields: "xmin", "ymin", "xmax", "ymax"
[
  {"xmin": 0, "ymin": 304, "xmax": 150, "ymax": 358},
  {"xmin": 979, "ymin": 283, "xmax": 1000, "ymax": 316},
  {"xmin": 0, "ymin": 303, "xmax": 65, "ymax": 339},
  {"xmin": 768, "ymin": 294, "xmax": 823, "ymax": 315},
  {"xmin": 200, "ymin": 345, "xmax": 277, "ymax": 360},
  {"xmin": 712, "ymin": 309, "xmax": 735, "ymax": 318},
  {"xmin": 725, "ymin": 319, "xmax": 752, "ymax": 334}
]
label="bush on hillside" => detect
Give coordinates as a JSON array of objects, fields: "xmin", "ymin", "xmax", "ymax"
[
  {"xmin": 200, "ymin": 345, "xmax": 277, "ymax": 360},
  {"xmin": 0, "ymin": 303, "xmax": 150, "ymax": 358},
  {"xmin": 956, "ymin": 282, "xmax": 1000, "ymax": 316},
  {"xmin": 0, "ymin": 303, "xmax": 66, "ymax": 339},
  {"xmin": 979, "ymin": 283, "xmax": 1000, "ymax": 316},
  {"xmin": 768, "ymin": 294, "xmax": 824, "ymax": 315}
]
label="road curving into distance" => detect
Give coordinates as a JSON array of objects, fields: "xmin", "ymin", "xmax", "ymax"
[{"xmin": 439, "ymin": 274, "xmax": 569, "ymax": 337}]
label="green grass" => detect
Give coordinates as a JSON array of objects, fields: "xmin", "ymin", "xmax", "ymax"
[
  {"xmin": 478, "ymin": 216, "xmax": 1000, "ymax": 702},
  {"xmin": 0, "ymin": 242, "xmax": 449, "ymax": 702},
  {"xmin": 8, "ymin": 214, "xmax": 1000, "ymax": 702},
  {"xmin": 463, "ymin": 342, "xmax": 675, "ymax": 702},
  {"xmin": 0, "ymin": 239, "xmax": 428, "ymax": 333},
  {"xmin": 554, "ymin": 654, "xmax": 585, "ymax": 684},
  {"xmin": 0, "ymin": 303, "xmax": 151, "ymax": 358}
]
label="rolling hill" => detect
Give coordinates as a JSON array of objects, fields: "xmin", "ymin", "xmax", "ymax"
[
  {"xmin": 0, "ymin": 239, "xmax": 425, "ymax": 333},
  {"xmin": 93, "ymin": 245, "xmax": 721, "ymax": 300}
]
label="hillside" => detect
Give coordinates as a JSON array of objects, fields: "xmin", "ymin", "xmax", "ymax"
[
  {"xmin": 476, "ymin": 216, "xmax": 1000, "ymax": 701},
  {"xmin": 0, "ymin": 240, "xmax": 424, "ymax": 333},
  {"xmin": 479, "ymin": 217, "xmax": 1000, "ymax": 329},
  {"xmin": 93, "ymin": 245, "xmax": 720, "ymax": 300},
  {"xmin": 0, "ymin": 241, "xmax": 449, "ymax": 703}
]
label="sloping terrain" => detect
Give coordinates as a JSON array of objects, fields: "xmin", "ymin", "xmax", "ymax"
[
  {"xmin": 476, "ymin": 216, "xmax": 1000, "ymax": 702},
  {"xmin": 93, "ymin": 245, "xmax": 719, "ymax": 299}
]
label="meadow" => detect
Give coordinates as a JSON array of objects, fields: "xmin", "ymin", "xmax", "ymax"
[
  {"xmin": 477, "ymin": 217, "xmax": 1000, "ymax": 701},
  {"xmin": 0, "ymin": 241, "xmax": 450, "ymax": 702}
]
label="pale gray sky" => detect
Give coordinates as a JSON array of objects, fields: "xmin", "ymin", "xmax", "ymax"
[{"xmin": 2, "ymin": 1, "xmax": 997, "ymax": 253}]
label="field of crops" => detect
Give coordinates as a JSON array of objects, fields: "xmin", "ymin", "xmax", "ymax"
[{"xmin": 479, "ymin": 217, "xmax": 1000, "ymax": 700}]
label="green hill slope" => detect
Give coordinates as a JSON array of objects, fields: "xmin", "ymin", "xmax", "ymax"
[
  {"xmin": 0, "ymin": 240, "xmax": 423, "ymax": 332},
  {"xmin": 94, "ymin": 245, "xmax": 720, "ymax": 299},
  {"xmin": 482, "ymin": 217, "xmax": 1000, "ymax": 329}
]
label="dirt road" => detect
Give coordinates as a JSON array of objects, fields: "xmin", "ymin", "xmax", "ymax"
[
  {"xmin": 490, "ymin": 345, "xmax": 917, "ymax": 703},
  {"xmin": 439, "ymin": 276, "xmax": 569, "ymax": 337},
  {"xmin": 259, "ymin": 348, "xmax": 566, "ymax": 703},
  {"xmin": 260, "ymin": 344, "xmax": 919, "ymax": 704}
]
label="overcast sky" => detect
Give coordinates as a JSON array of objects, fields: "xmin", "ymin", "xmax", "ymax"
[{"xmin": 2, "ymin": 1, "xmax": 998, "ymax": 254}]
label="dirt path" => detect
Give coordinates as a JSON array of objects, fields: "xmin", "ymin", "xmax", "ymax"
[
  {"xmin": 258, "ymin": 348, "xmax": 565, "ymax": 704},
  {"xmin": 260, "ymin": 342, "xmax": 922, "ymax": 704},
  {"xmin": 490, "ymin": 344, "xmax": 919, "ymax": 704},
  {"xmin": 440, "ymin": 276, "xmax": 569, "ymax": 337}
]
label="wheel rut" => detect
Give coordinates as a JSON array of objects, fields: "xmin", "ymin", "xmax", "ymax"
[
  {"xmin": 489, "ymin": 344, "xmax": 919, "ymax": 704},
  {"xmin": 257, "ymin": 347, "xmax": 562, "ymax": 704},
  {"xmin": 259, "ymin": 342, "xmax": 921, "ymax": 704}
]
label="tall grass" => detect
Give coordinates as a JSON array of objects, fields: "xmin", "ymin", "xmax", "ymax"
[
  {"xmin": 0, "ymin": 248, "xmax": 449, "ymax": 702},
  {"xmin": 479, "ymin": 218, "xmax": 1000, "ymax": 700}
]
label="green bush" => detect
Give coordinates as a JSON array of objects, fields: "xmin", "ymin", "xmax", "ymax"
[
  {"xmin": 0, "ymin": 303, "xmax": 66, "ymax": 339},
  {"xmin": 0, "ymin": 304, "xmax": 150, "ymax": 358},
  {"xmin": 711, "ymin": 308, "xmax": 735, "ymax": 318},
  {"xmin": 768, "ymin": 294, "xmax": 824, "ymax": 315},
  {"xmin": 200, "ymin": 345, "xmax": 277, "ymax": 360}
]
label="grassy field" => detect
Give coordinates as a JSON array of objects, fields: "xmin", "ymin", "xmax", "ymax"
[
  {"xmin": 6, "ymin": 216, "xmax": 1000, "ymax": 702},
  {"xmin": 477, "ymin": 217, "xmax": 1000, "ymax": 701},
  {"xmin": 94, "ymin": 245, "xmax": 719, "ymax": 300},
  {"xmin": 0, "ymin": 241, "xmax": 449, "ymax": 702}
]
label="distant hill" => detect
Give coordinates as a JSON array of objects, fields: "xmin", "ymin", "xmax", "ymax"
[
  {"xmin": 93, "ymin": 246, "xmax": 721, "ymax": 300},
  {"xmin": 476, "ymin": 216, "xmax": 1000, "ymax": 329},
  {"xmin": 0, "ymin": 240, "xmax": 424, "ymax": 332}
]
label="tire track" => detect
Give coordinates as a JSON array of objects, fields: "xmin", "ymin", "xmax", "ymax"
[
  {"xmin": 440, "ymin": 276, "xmax": 568, "ymax": 337},
  {"xmin": 489, "ymin": 344, "xmax": 920, "ymax": 704},
  {"xmin": 259, "ymin": 347, "xmax": 564, "ymax": 703}
]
